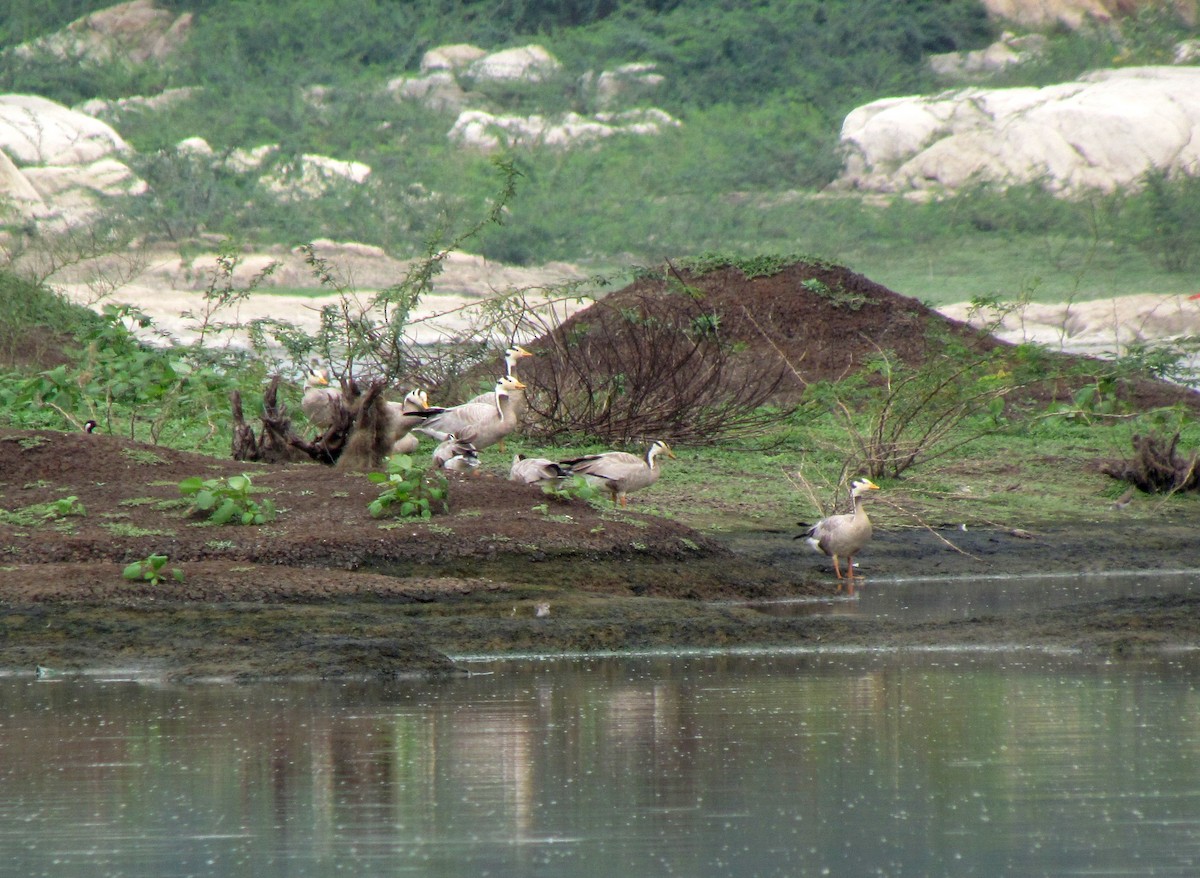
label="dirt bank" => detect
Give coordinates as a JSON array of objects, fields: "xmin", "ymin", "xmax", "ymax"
[{"xmin": 2, "ymin": 428, "xmax": 1196, "ymax": 680}]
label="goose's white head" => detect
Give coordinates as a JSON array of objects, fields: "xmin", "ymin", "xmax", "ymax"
[
  {"xmin": 404, "ymin": 388, "xmax": 429, "ymax": 410},
  {"xmin": 505, "ymin": 345, "xmax": 534, "ymax": 372},
  {"xmin": 647, "ymin": 440, "xmax": 676, "ymax": 467},
  {"xmin": 305, "ymin": 366, "xmax": 330, "ymax": 388},
  {"xmin": 849, "ymin": 478, "xmax": 881, "ymax": 499}
]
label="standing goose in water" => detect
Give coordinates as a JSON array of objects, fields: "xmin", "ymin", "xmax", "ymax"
[
  {"xmin": 559, "ymin": 440, "xmax": 676, "ymax": 507},
  {"xmin": 410, "ymin": 377, "xmax": 526, "ymax": 451},
  {"xmin": 797, "ymin": 477, "xmax": 880, "ymax": 594}
]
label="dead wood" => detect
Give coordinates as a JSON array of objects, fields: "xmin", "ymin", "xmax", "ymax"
[
  {"xmin": 230, "ymin": 374, "xmax": 401, "ymax": 469},
  {"xmin": 1099, "ymin": 431, "xmax": 1200, "ymax": 494}
]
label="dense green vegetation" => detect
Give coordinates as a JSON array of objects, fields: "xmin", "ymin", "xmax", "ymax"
[
  {"xmin": 2, "ymin": 3, "xmax": 1200, "ymax": 532},
  {"xmin": 3, "ymin": 2, "xmax": 1199, "ymax": 304}
]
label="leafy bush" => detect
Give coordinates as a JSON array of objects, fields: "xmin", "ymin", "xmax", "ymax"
[
  {"xmin": 367, "ymin": 454, "xmax": 448, "ymax": 519},
  {"xmin": 179, "ymin": 474, "xmax": 277, "ymax": 525},
  {"xmin": 810, "ymin": 336, "xmax": 1043, "ymax": 479},
  {"xmin": 1123, "ymin": 169, "xmax": 1200, "ymax": 273}
]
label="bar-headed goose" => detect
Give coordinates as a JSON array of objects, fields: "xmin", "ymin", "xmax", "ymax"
[
  {"xmin": 385, "ymin": 388, "xmax": 429, "ymax": 455},
  {"xmin": 301, "ymin": 364, "xmax": 340, "ymax": 427},
  {"xmin": 509, "ymin": 454, "xmax": 568, "ymax": 487},
  {"xmin": 467, "ymin": 345, "xmax": 535, "ymax": 407},
  {"xmin": 559, "ymin": 440, "xmax": 676, "ymax": 507},
  {"xmin": 796, "ymin": 477, "xmax": 880, "ymax": 593},
  {"xmin": 432, "ymin": 432, "xmax": 480, "ymax": 473},
  {"xmin": 410, "ymin": 377, "xmax": 526, "ymax": 451}
]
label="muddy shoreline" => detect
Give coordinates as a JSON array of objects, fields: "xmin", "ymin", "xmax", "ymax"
[
  {"xmin": 1, "ymin": 429, "xmax": 1197, "ymax": 680},
  {"xmin": 5, "ymin": 520, "xmax": 1198, "ymax": 682}
]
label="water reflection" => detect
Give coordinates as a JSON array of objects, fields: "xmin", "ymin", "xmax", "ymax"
[
  {"xmin": 1, "ymin": 653, "xmax": 1199, "ymax": 877},
  {"xmin": 740, "ymin": 569, "xmax": 1200, "ymax": 623}
]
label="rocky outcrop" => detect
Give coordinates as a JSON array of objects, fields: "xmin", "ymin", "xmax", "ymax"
[
  {"xmin": 0, "ymin": 94, "xmax": 144, "ymax": 227},
  {"xmin": 448, "ymin": 108, "xmax": 680, "ymax": 153},
  {"xmin": 836, "ymin": 66, "xmax": 1200, "ymax": 196},
  {"xmin": 389, "ymin": 43, "xmax": 677, "ymax": 152},
  {"xmin": 983, "ymin": 0, "xmax": 1197, "ymax": 28},
  {"xmin": 11, "ymin": 0, "xmax": 192, "ymax": 66}
]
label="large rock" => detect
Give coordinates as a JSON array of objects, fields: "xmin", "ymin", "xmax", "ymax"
[
  {"xmin": 0, "ymin": 94, "xmax": 130, "ymax": 165},
  {"xmin": 835, "ymin": 66, "xmax": 1200, "ymax": 196},
  {"xmin": 12, "ymin": 0, "xmax": 192, "ymax": 66},
  {"xmin": 982, "ymin": 0, "xmax": 1198, "ymax": 28},
  {"xmin": 0, "ymin": 95, "xmax": 139, "ymax": 228},
  {"xmin": 466, "ymin": 45, "xmax": 562, "ymax": 84}
]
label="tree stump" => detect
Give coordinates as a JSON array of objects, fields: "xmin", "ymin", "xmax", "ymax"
[
  {"xmin": 1099, "ymin": 432, "xmax": 1200, "ymax": 494},
  {"xmin": 231, "ymin": 374, "xmax": 398, "ymax": 470}
]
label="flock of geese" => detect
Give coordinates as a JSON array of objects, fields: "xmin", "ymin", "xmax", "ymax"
[
  {"xmin": 300, "ymin": 346, "xmax": 679, "ymax": 508},
  {"xmin": 301, "ymin": 347, "xmax": 882, "ymax": 587}
]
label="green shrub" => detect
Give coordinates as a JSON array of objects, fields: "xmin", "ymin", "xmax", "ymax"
[
  {"xmin": 367, "ymin": 454, "xmax": 449, "ymax": 519},
  {"xmin": 179, "ymin": 474, "xmax": 277, "ymax": 525},
  {"xmin": 122, "ymin": 554, "xmax": 184, "ymax": 586}
]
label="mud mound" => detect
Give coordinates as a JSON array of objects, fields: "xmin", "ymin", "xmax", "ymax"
[{"xmin": 526, "ymin": 259, "xmax": 1200, "ymax": 412}]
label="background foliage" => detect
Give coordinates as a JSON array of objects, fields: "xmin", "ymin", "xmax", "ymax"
[{"xmin": 3, "ymin": 1, "xmax": 1199, "ymax": 297}]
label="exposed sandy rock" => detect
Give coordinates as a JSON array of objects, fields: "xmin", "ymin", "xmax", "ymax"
[
  {"xmin": 44, "ymin": 241, "xmax": 590, "ymax": 348},
  {"xmin": 938, "ymin": 292, "xmax": 1200, "ymax": 356},
  {"xmin": 12, "ymin": 0, "xmax": 192, "ymax": 65},
  {"xmin": 836, "ymin": 67, "xmax": 1200, "ymax": 196},
  {"xmin": 0, "ymin": 94, "xmax": 130, "ymax": 166},
  {"xmin": 982, "ymin": 0, "xmax": 1197, "ymax": 28}
]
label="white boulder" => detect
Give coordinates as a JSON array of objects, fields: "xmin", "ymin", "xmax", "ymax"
[
  {"xmin": 420, "ymin": 43, "xmax": 487, "ymax": 73},
  {"xmin": 261, "ymin": 154, "xmax": 372, "ymax": 200},
  {"xmin": 836, "ymin": 67, "xmax": 1200, "ymax": 196},
  {"xmin": 12, "ymin": 0, "xmax": 192, "ymax": 66},
  {"xmin": 467, "ymin": 45, "xmax": 562, "ymax": 84},
  {"xmin": 449, "ymin": 107, "xmax": 679, "ymax": 152},
  {"xmin": 386, "ymin": 71, "xmax": 468, "ymax": 112},
  {"xmin": 0, "ymin": 94, "xmax": 130, "ymax": 165}
]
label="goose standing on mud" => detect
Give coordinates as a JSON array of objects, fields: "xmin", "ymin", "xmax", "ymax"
[
  {"xmin": 797, "ymin": 477, "xmax": 880, "ymax": 594},
  {"xmin": 410, "ymin": 377, "xmax": 527, "ymax": 451},
  {"xmin": 559, "ymin": 440, "xmax": 676, "ymax": 507}
]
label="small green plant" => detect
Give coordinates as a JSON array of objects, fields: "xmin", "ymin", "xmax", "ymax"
[
  {"xmin": 179, "ymin": 474, "xmax": 277, "ymax": 525},
  {"xmin": 122, "ymin": 554, "xmax": 184, "ymax": 586},
  {"xmin": 541, "ymin": 474, "xmax": 603, "ymax": 503},
  {"xmin": 367, "ymin": 455, "xmax": 448, "ymax": 519}
]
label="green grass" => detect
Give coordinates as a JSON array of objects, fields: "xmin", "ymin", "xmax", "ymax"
[{"xmin": 495, "ymin": 409, "xmax": 1200, "ymax": 535}]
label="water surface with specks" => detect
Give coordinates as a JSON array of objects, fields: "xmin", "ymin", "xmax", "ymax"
[{"xmin": 2, "ymin": 644, "xmax": 1199, "ymax": 877}]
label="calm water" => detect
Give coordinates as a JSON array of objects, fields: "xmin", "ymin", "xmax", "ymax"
[{"xmin": 2, "ymin": 649, "xmax": 1199, "ymax": 877}]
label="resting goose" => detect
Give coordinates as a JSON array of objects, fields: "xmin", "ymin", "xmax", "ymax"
[
  {"xmin": 410, "ymin": 378, "xmax": 526, "ymax": 451},
  {"xmin": 301, "ymin": 365, "xmax": 340, "ymax": 427},
  {"xmin": 797, "ymin": 477, "xmax": 880, "ymax": 593},
  {"xmin": 509, "ymin": 454, "xmax": 568, "ymax": 487},
  {"xmin": 432, "ymin": 433, "xmax": 480, "ymax": 473},
  {"xmin": 384, "ymin": 388, "xmax": 430, "ymax": 455},
  {"xmin": 559, "ymin": 440, "xmax": 676, "ymax": 507}
]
